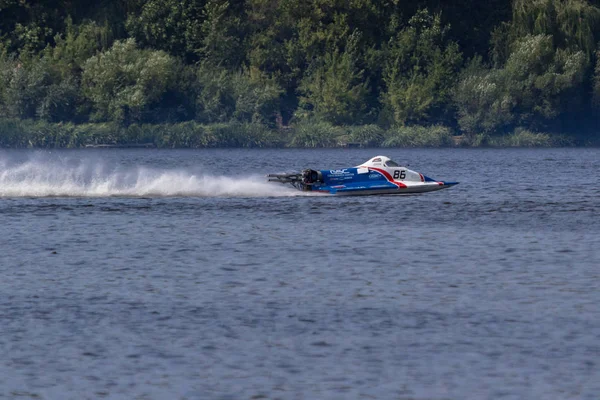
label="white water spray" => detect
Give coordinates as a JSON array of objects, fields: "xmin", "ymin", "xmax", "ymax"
[{"xmin": 0, "ymin": 154, "xmax": 302, "ymax": 198}]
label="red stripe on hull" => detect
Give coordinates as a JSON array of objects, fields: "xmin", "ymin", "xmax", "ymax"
[{"xmin": 367, "ymin": 167, "xmax": 408, "ymax": 188}]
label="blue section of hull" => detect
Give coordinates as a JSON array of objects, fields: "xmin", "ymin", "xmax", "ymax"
[
  {"xmin": 319, "ymin": 168, "xmax": 388, "ymax": 185},
  {"xmin": 312, "ymin": 167, "xmax": 398, "ymax": 195},
  {"xmin": 313, "ymin": 184, "xmax": 453, "ymax": 195},
  {"xmin": 323, "ymin": 182, "xmax": 399, "ymax": 195},
  {"xmin": 269, "ymin": 164, "xmax": 458, "ymax": 195},
  {"xmin": 310, "ymin": 170, "xmax": 458, "ymax": 195}
]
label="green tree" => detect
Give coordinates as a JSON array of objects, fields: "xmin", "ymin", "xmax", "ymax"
[
  {"xmin": 459, "ymin": 0, "xmax": 598, "ymax": 137},
  {"xmin": 46, "ymin": 18, "xmax": 114, "ymax": 77},
  {"xmin": 0, "ymin": 56, "xmax": 48, "ymax": 119},
  {"xmin": 196, "ymin": 65, "xmax": 282, "ymax": 125},
  {"xmin": 246, "ymin": 0, "xmax": 394, "ymax": 124},
  {"xmin": 126, "ymin": 0, "xmax": 205, "ymax": 62},
  {"xmin": 594, "ymin": 49, "xmax": 600, "ymax": 109},
  {"xmin": 455, "ymin": 35, "xmax": 586, "ymax": 135},
  {"xmin": 381, "ymin": 10, "xmax": 462, "ymax": 126},
  {"xmin": 0, "ymin": 0, "xmax": 136, "ymax": 54},
  {"xmin": 297, "ymin": 32, "xmax": 370, "ymax": 125},
  {"xmin": 511, "ymin": 0, "xmax": 600, "ymax": 58},
  {"xmin": 452, "ymin": 58, "xmax": 509, "ymax": 135},
  {"xmin": 199, "ymin": 0, "xmax": 245, "ymax": 68},
  {"xmin": 81, "ymin": 39, "xmax": 183, "ymax": 124},
  {"xmin": 0, "ymin": 51, "xmax": 82, "ymax": 122}
]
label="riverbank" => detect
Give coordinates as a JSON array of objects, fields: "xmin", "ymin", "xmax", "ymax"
[{"xmin": 0, "ymin": 119, "xmax": 594, "ymax": 149}]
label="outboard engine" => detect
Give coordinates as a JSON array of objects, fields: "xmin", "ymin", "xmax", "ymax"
[{"xmin": 301, "ymin": 169, "xmax": 322, "ymax": 191}]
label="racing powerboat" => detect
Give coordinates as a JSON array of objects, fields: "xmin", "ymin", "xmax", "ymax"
[{"xmin": 268, "ymin": 155, "xmax": 458, "ymax": 195}]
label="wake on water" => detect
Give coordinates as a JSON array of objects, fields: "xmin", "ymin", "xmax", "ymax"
[{"xmin": 0, "ymin": 154, "xmax": 303, "ymax": 198}]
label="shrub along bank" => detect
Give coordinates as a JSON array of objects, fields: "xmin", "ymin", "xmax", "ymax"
[{"xmin": 0, "ymin": 119, "xmax": 585, "ymax": 148}]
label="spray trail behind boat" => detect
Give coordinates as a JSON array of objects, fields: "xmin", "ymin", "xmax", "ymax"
[{"xmin": 0, "ymin": 154, "xmax": 303, "ymax": 198}]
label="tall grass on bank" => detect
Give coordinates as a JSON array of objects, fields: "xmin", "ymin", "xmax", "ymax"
[
  {"xmin": 466, "ymin": 129, "xmax": 575, "ymax": 147},
  {"xmin": 137, "ymin": 122, "xmax": 282, "ymax": 148},
  {"xmin": 0, "ymin": 119, "xmax": 282, "ymax": 148},
  {"xmin": 0, "ymin": 119, "xmax": 89, "ymax": 148},
  {"xmin": 382, "ymin": 125, "xmax": 454, "ymax": 147},
  {"xmin": 487, "ymin": 130, "xmax": 553, "ymax": 147},
  {"xmin": 0, "ymin": 119, "xmax": 139, "ymax": 148},
  {"xmin": 287, "ymin": 121, "xmax": 345, "ymax": 147},
  {"xmin": 288, "ymin": 122, "xmax": 388, "ymax": 147},
  {"xmin": 346, "ymin": 125, "xmax": 386, "ymax": 147},
  {"xmin": 0, "ymin": 118, "xmax": 587, "ymax": 148}
]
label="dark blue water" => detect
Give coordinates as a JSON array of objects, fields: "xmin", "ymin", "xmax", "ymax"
[{"xmin": 1, "ymin": 148, "xmax": 599, "ymax": 399}]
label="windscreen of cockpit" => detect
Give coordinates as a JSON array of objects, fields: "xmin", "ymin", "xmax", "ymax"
[{"xmin": 385, "ymin": 160, "xmax": 399, "ymax": 167}]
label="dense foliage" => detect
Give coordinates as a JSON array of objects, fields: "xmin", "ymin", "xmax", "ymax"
[{"xmin": 1, "ymin": 0, "xmax": 599, "ymax": 147}]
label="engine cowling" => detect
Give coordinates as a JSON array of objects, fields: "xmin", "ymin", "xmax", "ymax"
[{"xmin": 301, "ymin": 169, "xmax": 323, "ymax": 189}]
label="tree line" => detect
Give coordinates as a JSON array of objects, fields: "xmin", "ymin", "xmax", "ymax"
[{"xmin": 1, "ymin": 0, "xmax": 599, "ymax": 146}]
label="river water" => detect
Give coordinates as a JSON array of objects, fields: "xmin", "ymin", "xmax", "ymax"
[{"xmin": 0, "ymin": 148, "xmax": 598, "ymax": 400}]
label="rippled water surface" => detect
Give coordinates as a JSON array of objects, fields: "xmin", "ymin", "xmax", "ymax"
[{"xmin": 1, "ymin": 148, "xmax": 599, "ymax": 400}]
